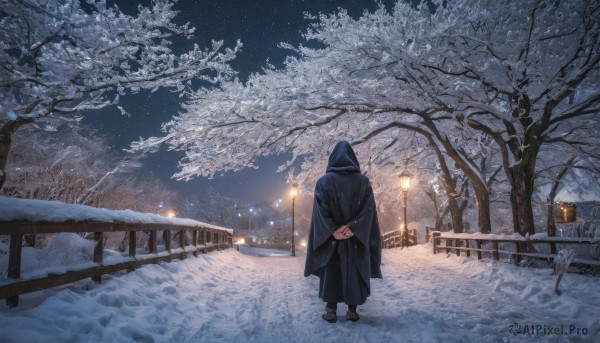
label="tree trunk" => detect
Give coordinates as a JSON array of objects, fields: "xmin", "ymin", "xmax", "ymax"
[
  {"xmin": 546, "ymin": 198, "xmax": 557, "ymax": 254},
  {"xmin": 394, "ymin": 122, "xmax": 467, "ymax": 233},
  {"xmin": 421, "ymin": 117, "xmax": 491, "ymax": 233},
  {"xmin": 448, "ymin": 195, "xmax": 463, "ymax": 233},
  {"xmin": 436, "ymin": 132, "xmax": 490, "ymax": 233},
  {"xmin": 425, "ymin": 189, "xmax": 443, "ymax": 231},
  {"xmin": 471, "ymin": 181, "xmax": 491, "ymax": 234},
  {"xmin": 458, "ymin": 180, "xmax": 470, "ymax": 219},
  {"xmin": 506, "ymin": 130, "xmax": 544, "ymax": 236},
  {"xmin": 428, "ymin": 144, "xmax": 464, "ymax": 233},
  {"xmin": 0, "ymin": 119, "xmax": 34, "ymax": 189},
  {"xmin": 508, "ymin": 165, "xmax": 536, "ymax": 236}
]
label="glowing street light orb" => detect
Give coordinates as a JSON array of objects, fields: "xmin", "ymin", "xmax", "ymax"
[
  {"xmin": 167, "ymin": 211, "xmax": 176, "ymax": 218},
  {"xmin": 290, "ymin": 184, "xmax": 298, "ymax": 200},
  {"xmin": 399, "ymin": 171, "xmax": 412, "ymax": 193}
]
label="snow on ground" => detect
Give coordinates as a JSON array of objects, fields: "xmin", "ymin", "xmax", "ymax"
[{"xmin": 0, "ymin": 245, "xmax": 598, "ymax": 343}]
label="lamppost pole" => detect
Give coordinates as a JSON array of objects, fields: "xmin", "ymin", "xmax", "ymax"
[
  {"xmin": 403, "ymin": 191, "xmax": 408, "ymax": 247},
  {"xmin": 399, "ymin": 171, "xmax": 412, "ymax": 247},
  {"xmin": 290, "ymin": 184, "xmax": 298, "ymax": 256},
  {"xmin": 292, "ymin": 197, "xmax": 296, "ymax": 256}
]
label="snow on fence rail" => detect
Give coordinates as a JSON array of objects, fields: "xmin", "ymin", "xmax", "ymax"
[
  {"xmin": 432, "ymin": 231, "xmax": 600, "ymax": 267},
  {"xmin": 0, "ymin": 196, "xmax": 234, "ymax": 308}
]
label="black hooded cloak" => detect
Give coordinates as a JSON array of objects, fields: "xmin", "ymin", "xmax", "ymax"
[{"xmin": 304, "ymin": 141, "xmax": 382, "ymax": 306}]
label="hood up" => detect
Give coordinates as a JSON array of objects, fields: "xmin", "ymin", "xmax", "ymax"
[{"xmin": 326, "ymin": 141, "xmax": 360, "ymax": 173}]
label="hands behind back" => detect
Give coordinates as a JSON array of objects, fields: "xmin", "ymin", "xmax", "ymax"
[{"xmin": 333, "ymin": 225, "xmax": 354, "ymax": 240}]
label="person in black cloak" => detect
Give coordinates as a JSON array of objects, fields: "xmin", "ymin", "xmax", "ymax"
[{"xmin": 304, "ymin": 140, "xmax": 382, "ymax": 323}]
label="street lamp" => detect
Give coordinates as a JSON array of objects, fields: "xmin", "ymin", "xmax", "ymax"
[
  {"xmin": 290, "ymin": 183, "xmax": 299, "ymax": 256},
  {"xmin": 399, "ymin": 171, "xmax": 412, "ymax": 247}
]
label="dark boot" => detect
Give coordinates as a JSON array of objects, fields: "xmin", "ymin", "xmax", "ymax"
[
  {"xmin": 346, "ymin": 306, "xmax": 359, "ymax": 322},
  {"xmin": 322, "ymin": 304, "xmax": 337, "ymax": 323}
]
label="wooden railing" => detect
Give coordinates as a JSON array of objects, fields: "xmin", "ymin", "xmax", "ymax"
[
  {"xmin": 432, "ymin": 231, "xmax": 600, "ymax": 266},
  {"xmin": 382, "ymin": 229, "xmax": 417, "ymax": 248},
  {"xmin": 0, "ymin": 220, "xmax": 233, "ymax": 307}
]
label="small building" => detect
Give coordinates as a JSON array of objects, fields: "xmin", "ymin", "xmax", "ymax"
[{"xmin": 555, "ymin": 202, "xmax": 577, "ymax": 223}]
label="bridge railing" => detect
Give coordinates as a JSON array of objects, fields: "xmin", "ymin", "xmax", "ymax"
[
  {"xmin": 431, "ymin": 231, "xmax": 600, "ymax": 266},
  {"xmin": 382, "ymin": 229, "xmax": 417, "ymax": 248},
  {"xmin": 0, "ymin": 220, "xmax": 233, "ymax": 308}
]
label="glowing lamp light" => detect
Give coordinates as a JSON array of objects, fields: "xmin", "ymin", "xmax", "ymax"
[
  {"xmin": 290, "ymin": 184, "xmax": 299, "ymax": 200},
  {"xmin": 399, "ymin": 171, "xmax": 412, "ymax": 193},
  {"xmin": 167, "ymin": 211, "xmax": 176, "ymax": 218}
]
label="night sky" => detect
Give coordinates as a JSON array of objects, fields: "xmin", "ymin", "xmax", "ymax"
[{"xmin": 83, "ymin": 0, "xmax": 397, "ymax": 204}]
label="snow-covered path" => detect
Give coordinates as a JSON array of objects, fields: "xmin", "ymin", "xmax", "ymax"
[{"xmin": 1, "ymin": 245, "xmax": 599, "ymax": 342}]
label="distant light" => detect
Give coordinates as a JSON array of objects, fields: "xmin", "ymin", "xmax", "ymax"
[
  {"xmin": 270, "ymin": 221, "xmax": 274, "ymax": 225},
  {"xmin": 238, "ymin": 213, "xmax": 241, "ymax": 217},
  {"xmin": 301, "ymin": 241, "xmax": 307, "ymax": 247},
  {"xmin": 167, "ymin": 211, "xmax": 176, "ymax": 218}
]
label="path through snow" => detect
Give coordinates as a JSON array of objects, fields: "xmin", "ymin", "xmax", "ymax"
[{"xmin": 0, "ymin": 245, "xmax": 598, "ymax": 342}]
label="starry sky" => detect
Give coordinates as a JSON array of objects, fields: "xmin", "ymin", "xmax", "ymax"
[{"xmin": 83, "ymin": 0, "xmax": 398, "ymax": 204}]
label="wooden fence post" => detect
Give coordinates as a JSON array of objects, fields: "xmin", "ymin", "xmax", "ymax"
[
  {"xmin": 92, "ymin": 232, "xmax": 104, "ymax": 283},
  {"xmin": 129, "ymin": 230, "xmax": 136, "ymax": 257},
  {"xmin": 464, "ymin": 239, "xmax": 471, "ymax": 258},
  {"xmin": 476, "ymin": 240, "xmax": 482, "ymax": 259},
  {"xmin": 149, "ymin": 230, "xmax": 157, "ymax": 254},
  {"xmin": 192, "ymin": 229, "xmax": 198, "ymax": 257},
  {"xmin": 179, "ymin": 230, "xmax": 186, "ymax": 260},
  {"xmin": 128, "ymin": 230, "xmax": 136, "ymax": 272},
  {"xmin": 6, "ymin": 234, "xmax": 23, "ymax": 307},
  {"xmin": 432, "ymin": 231, "xmax": 440, "ymax": 254},
  {"xmin": 492, "ymin": 241, "xmax": 499, "ymax": 261},
  {"xmin": 514, "ymin": 242, "xmax": 521, "ymax": 265},
  {"xmin": 446, "ymin": 238, "xmax": 452, "ymax": 254},
  {"xmin": 165, "ymin": 230, "xmax": 172, "ymax": 252},
  {"xmin": 455, "ymin": 239, "xmax": 460, "ymax": 257}
]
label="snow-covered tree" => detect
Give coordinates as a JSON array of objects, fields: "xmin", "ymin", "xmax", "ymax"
[
  {"xmin": 132, "ymin": 0, "xmax": 600, "ymax": 235},
  {"xmin": 179, "ymin": 187, "xmax": 238, "ymax": 226},
  {"xmin": 0, "ymin": 0, "xmax": 241, "ymax": 188},
  {"xmin": 1, "ymin": 125, "xmax": 177, "ymax": 212},
  {"xmin": 423, "ymin": 0, "xmax": 600, "ymax": 236}
]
